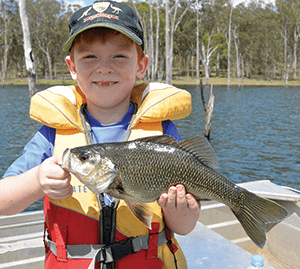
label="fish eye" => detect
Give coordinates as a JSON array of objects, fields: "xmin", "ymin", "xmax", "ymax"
[{"xmin": 79, "ymin": 152, "xmax": 91, "ymax": 161}]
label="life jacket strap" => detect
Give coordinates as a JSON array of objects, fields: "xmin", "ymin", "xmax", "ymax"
[{"xmin": 45, "ymin": 228, "xmax": 174, "ymax": 268}]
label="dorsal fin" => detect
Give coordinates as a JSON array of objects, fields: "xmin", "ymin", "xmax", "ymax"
[
  {"xmin": 177, "ymin": 136, "xmax": 219, "ymax": 169},
  {"xmin": 135, "ymin": 135, "xmax": 219, "ymax": 169}
]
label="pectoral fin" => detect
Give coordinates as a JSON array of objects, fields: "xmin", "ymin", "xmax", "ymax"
[{"xmin": 125, "ymin": 201, "xmax": 153, "ymax": 229}]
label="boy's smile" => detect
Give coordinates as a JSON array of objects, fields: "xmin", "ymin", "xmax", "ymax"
[
  {"xmin": 95, "ymin": 82, "xmax": 117, "ymax": 87},
  {"xmin": 66, "ymin": 32, "xmax": 148, "ymax": 124}
]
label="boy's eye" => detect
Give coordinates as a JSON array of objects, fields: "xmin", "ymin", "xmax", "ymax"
[
  {"xmin": 114, "ymin": 54, "xmax": 126, "ymax": 59},
  {"xmin": 80, "ymin": 54, "xmax": 97, "ymax": 59}
]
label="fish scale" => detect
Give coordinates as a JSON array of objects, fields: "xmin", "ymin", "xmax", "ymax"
[{"xmin": 62, "ymin": 135, "xmax": 288, "ymax": 249}]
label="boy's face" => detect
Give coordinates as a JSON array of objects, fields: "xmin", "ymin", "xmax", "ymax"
[{"xmin": 66, "ymin": 31, "xmax": 148, "ymax": 118}]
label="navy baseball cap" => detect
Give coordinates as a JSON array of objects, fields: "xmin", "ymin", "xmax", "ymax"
[{"xmin": 63, "ymin": 0, "xmax": 144, "ymax": 51}]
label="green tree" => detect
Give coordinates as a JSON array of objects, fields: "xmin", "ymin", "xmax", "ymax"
[
  {"xmin": 276, "ymin": 0, "xmax": 297, "ymax": 83},
  {"xmin": 0, "ymin": 0, "xmax": 17, "ymax": 87},
  {"xmin": 28, "ymin": 0, "xmax": 65, "ymax": 79}
]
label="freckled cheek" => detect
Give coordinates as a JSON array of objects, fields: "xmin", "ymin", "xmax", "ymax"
[
  {"xmin": 118, "ymin": 64, "xmax": 137, "ymax": 77},
  {"xmin": 74, "ymin": 60, "xmax": 94, "ymax": 72},
  {"xmin": 76, "ymin": 65, "xmax": 94, "ymax": 78}
]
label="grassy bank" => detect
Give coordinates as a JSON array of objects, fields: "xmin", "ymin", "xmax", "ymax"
[
  {"xmin": 5, "ymin": 78, "xmax": 76, "ymax": 86},
  {"xmin": 4, "ymin": 76, "xmax": 300, "ymax": 87},
  {"xmin": 172, "ymin": 77, "xmax": 300, "ymax": 86}
]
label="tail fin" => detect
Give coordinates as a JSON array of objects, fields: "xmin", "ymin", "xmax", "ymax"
[{"xmin": 231, "ymin": 190, "xmax": 288, "ymax": 248}]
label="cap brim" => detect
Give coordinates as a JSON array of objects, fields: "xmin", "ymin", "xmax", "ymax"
[{"xmin": 63, "ymin": 23, "xmax": 143, "ymax": 51}]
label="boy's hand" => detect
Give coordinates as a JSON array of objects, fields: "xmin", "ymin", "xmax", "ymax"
[
  {"xmin": 38, "ymin": 154, "xmax": 73, "ymax": 200},
  {"xmin": 157, "ymin": 184, "xmax": 200, "ymax": 235},
  {"xmin": 157, "ymin": 184, "xmax": 200, "ymax": 212}
]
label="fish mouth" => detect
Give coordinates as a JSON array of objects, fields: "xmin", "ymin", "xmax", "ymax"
[{"xmin": 61, "ymin": 148, "xmax": 71, "ymax": 171}]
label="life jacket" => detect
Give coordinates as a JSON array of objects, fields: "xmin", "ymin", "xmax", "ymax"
[{"xmin": 30, "ymin": 82, "xmax": 192, "ymax": 269}]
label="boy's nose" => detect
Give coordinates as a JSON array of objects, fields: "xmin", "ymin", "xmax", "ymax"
[
  {"xmin": 96, "ymin": 61, "xmax": 114, "ymax": 74},
  {"xmin": 97, "ymin": 67, "xmax": 114, "ymax": 74}
]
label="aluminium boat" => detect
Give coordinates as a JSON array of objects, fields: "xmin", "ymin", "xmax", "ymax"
[{"xmin": 1, "ymin": 180, "xmax": 299, "ymax": 268}]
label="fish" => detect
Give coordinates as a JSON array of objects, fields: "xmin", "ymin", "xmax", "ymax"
[{"xmin": 61, "ymin": 135, "xmax": 288, "ymax": 248}]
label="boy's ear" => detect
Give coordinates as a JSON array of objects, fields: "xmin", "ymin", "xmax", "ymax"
[
  {"xmin": 65, "ymin": 56, "xmax": 77, "ymax": 81},
  {"xmin": 136, "ymin": 55, "xmax": 149, "ymax": 80}
]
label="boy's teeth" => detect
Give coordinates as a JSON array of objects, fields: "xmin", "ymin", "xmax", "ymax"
[{"xmin": 99, "ymin": 82, "xmax": 113, "ymax": 86}]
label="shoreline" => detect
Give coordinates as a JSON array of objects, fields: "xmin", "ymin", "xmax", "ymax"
[
  {"xmin": 3, "ymin": 77, "xmax": 300, "ymax": 87},
  {"xmin": 172, "ymin": 77, "xmax": 300, "ymax": 87}
]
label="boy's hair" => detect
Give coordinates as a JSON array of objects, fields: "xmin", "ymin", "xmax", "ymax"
[{"xmin": 69, "ymin": 27, "xmax": 145, "ymax": 63}]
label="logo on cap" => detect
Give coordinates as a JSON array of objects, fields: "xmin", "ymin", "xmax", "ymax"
[
  {"xmin": 77, "ymin": 2, "xmax": 122, "ymax": 22},
  {"xmin": 93, "ymin": 2, "xmax": 110, "ymax": 13}
]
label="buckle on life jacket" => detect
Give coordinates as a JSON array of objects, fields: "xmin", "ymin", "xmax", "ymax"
[
  {"xmin": 103, "ymin": 236, "xmax": 136, "ymax": 261},
  {"xmin": 45, "ymin": 228, "xmax": 174, "ymax": 267}
]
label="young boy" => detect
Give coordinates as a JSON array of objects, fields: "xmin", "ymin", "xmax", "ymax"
[{"xmin": 0, "ymin": 1, "xmax": 200, "ymax": 268}]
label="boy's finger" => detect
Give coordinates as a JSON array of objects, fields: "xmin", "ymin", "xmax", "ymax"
[
  {"xmin": 51, "ymin": 157, "xmax": 71, "ymax": 179},
  {"xmin": 61, "ymin": 184, "xmax": 73, "ymax": 198},
  {"xmin": 49, "ymin": 184, "xmax": 73, "ymax": 200},
  {"xmin": 51, "ymin": 175, "xmax": 72, "ymax": 189},
  {"xmin": 50, "ymin": 167, "xmax": 70, "ymax": 181},
  {"xmin": 52, "ymin": 154, "xmax": 63, "ymax": 165},
  {"xmin": 176, "ymin": 185, "xmax": 187, "ymax": 209},
  {"xmin": 157, "ymin": 193, "xmax": 168, "ymax": 207},
  {"xmin": 165, "ymin": 186, "xmax": 177, "ymax": 209},
  {"xmin": 186, "ymin": 194, "xmax": 201, "ymax": 213}
]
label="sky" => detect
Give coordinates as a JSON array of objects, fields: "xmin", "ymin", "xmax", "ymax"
[
  {"xmin": 67, "ymin": 0, "xmax": 276, "ymax": 8},
  {"xmin": 66, "ymin": 0, "xmax": 121, "ymax": 7},
  {"xmin": 232, "ymin": 0, "xmax": 275, "ymax": 6}
]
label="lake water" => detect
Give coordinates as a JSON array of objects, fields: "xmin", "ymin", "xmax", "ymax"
[{"xmin": 0, "ymin": 84, "xmax": 299, "ymax": 212}]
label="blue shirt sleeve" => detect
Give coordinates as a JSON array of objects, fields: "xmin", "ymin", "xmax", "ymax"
[
  {"xmin": 162, "ymin": 120, "xmax": 182, "ymax": 142},
  {"xmin": 2, "ymin": 125, "xmax": 55, "ymax": 178}
]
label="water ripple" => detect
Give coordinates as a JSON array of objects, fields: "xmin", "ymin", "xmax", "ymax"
[{"xmin": 176, "ymin": 85, "xmax": 300, "ymax": 191}]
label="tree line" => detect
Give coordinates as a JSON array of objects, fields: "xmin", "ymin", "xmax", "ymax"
[{"xmin": 0, "ymin": 0, "xmax": 299, "ymax": 91}]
